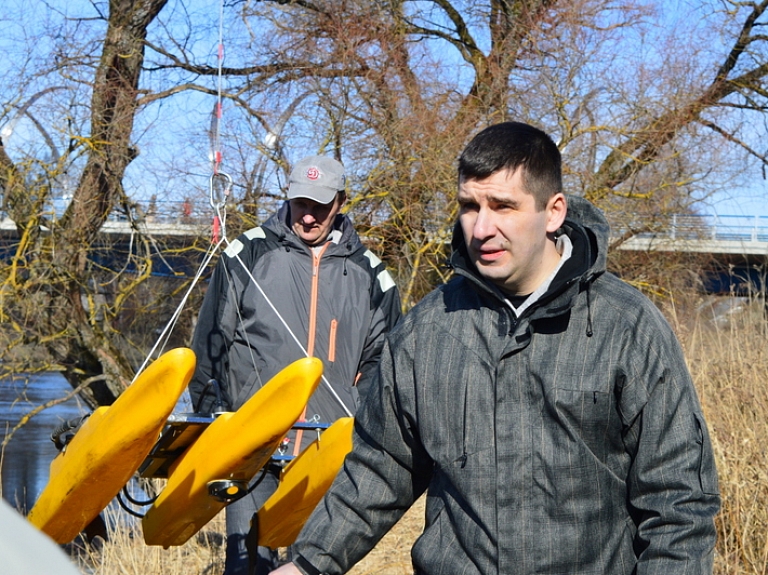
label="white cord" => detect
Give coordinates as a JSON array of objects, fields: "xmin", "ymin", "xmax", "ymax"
[
  {"xmin": 131, "ymin": 237, "xmax": 224, "ymax": 384},
  {"xmin": 224, "ymin": 236, "xmax": 354, "ymax": 417}
]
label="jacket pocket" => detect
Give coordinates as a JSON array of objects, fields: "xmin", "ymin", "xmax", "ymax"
[
  {"xmin": 546, "ymin": 387, "xmax": 618, "ymax": 468},
  {"xmin": 694, "ymin": 412, "xmax": 719, "ymax": 495}
]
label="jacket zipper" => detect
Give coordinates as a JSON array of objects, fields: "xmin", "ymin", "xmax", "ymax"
[
  {"xmin": 328, "ymin": 319, "xmax": 338, "ymax": 363},
  {"xmin": 306, "ymin": 243, "xmax": 329, "ymax": 357},
  {"xmin": 294, "ymin": 243, "xmax": 329, "ymax": 456}
]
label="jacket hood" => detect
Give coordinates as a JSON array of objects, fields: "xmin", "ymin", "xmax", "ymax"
[
  {"xmin": 563, "ymin": 195, "xmax": 610, "ymax": 276},
  {"xmin": 263, "ymin": 200, "xmax": 365, "ymax": 256},
  {"xmin": 449, "ymin": 194, "xmax": 610, "ymax": 303}
]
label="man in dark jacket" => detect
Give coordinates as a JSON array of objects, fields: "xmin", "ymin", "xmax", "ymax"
[
  {"xmin": 188, "ymin": 155, "xmax": 402, "ymax": 575},
  {"xmin": 271, "ymin": 123, "xmax": 720, "ymax": 575}
]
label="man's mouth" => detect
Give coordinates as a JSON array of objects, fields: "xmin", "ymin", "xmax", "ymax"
[{"xmin": 475, "ymin": 247, "xmax": 505, "ymax": 262}]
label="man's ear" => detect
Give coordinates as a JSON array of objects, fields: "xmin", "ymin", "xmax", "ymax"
[{"xmin": 545, "ymin": 193, "xmax": 567, "ymax": 233}]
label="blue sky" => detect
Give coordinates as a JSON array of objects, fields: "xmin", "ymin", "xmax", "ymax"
[
  {"xmin": 1, "ymin": 0, "xmax": 766, "ymax": 219},
  {"xmin": 708, "ymin": 179, "xmax": 768, "ymax": 218}
]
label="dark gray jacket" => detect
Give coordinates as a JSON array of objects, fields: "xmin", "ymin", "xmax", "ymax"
[
  {"xmin": 291, "ymin": 197, "xmax": 720, "ymax": 575},
  {"xmin": 189, "ymin": 202, "xmax": 402, "ymax": 426}
]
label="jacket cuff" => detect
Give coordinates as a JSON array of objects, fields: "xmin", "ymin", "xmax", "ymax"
[{"xmin": 292, "ymin": 553, "xmax": 323, "ymax": 575}]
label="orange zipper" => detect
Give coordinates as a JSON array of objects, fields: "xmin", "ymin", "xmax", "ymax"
[
  {"xmin": 294, "ymin": 243, "xmax": 329, "ymax": 456},
  {"xmin": 328, "ymin": 319, "xmax": 338, "ymax": 363},
  {"xmin": 306, "ymin": 243, "xmax": 328, "ymax": 356}
]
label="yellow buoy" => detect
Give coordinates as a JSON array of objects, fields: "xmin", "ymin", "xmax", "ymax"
[
  {"xmin": 256, "ymin": 416, "xmax": 354, "ymax": 548},
  {"xmin": 28, "ymin": 348, "xmax": 195, "ymax": 543},
  {"xmin": 142, "ymin": 357, "xmax": 323, "ymax": 548}
]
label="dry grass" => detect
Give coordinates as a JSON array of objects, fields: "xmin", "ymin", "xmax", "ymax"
[
  {"xmin": 346, "ymin": 497, "xmax": 425, "ymax": 575},
  {"xmin": 69, "ymin": 499, "xmax": 424, "ymax": 575},
  {"xmin": 677, "ymin": 297, "xmax": 768, "ymax": 574},
  {"xmin": 33, "ymin": 297, "xmax": 768, "ymax": 574},
  {"xmin": 70, "ymin": 511, "xmax": 227, "ymax": 575}
]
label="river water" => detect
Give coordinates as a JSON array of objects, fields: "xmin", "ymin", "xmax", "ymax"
[
  {"xmin": 0, "ymin": 371, "xmax": 194, "ymax": 517},
  {"xmin": 0, "ymin": 373, "xmax": 88, "ymax": 513}
]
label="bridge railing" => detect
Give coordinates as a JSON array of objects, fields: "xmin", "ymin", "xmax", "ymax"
[
  {"xmin": 619, "ymin": 214, "xmax": 768, "ymax": 244},
  {"xmin": 44, "ymin": 197, "xmax": 276, "ymax": 226},
  {"xmin": 12, "ymin": 199, "xmax": 768, "ymax": 245},
  {"xmin": 47, "ymin": 197, "xmax": 210, "ymax": 225},
  {"xmin": 707, "ymin": 215, "xmax": 768, "ymax": 242}
]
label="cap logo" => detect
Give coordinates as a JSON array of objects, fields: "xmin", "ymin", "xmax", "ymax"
[{"xmin": 305, "ymin": 166, "xmax": 321, "ymax": 181}]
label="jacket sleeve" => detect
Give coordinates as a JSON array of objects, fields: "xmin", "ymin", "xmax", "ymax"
[
  {"xmin": 289, "ymin": 335, "xmax": 432, "ymax": 575},
  {"xmin": 621, "ymin": 320, "xmax": 720, "ymax": 574},
  {"xmin": 354, "ymin": 263, "xmax": 402, "ymax": 403},
  {"xmin": 188, "ymin": 256, "xmax": 238, "ymax": 413}
]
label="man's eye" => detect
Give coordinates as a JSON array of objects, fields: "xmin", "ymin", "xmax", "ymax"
[{"xmin": 489, "ymin": 201, "xmax": 517, "ymax": 212}]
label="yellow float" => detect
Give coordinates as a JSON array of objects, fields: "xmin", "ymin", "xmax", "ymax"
[
  {"xmin": 256, "ymin": 416, "xmax": 354, "ymax": 548},
  {"xmin": 141, "ymin": 357, "xmax": 323, "ymax": 548},
  {"xmin": 28, "ymin": 347, "xmax": 195, "ymax": 543}
]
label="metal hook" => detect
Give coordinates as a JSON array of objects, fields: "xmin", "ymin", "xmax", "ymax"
[{"xmin": 209, "ymin": 171, "xmax": 232, "ymax": 210}]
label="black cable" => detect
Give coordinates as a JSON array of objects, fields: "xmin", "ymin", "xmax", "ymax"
[
  {"xmin": 245, "ymin": 464, "xmax": 271, "ymax": 495},
  {"xmin": 50, "ymin": 414, "xmax": 90, "ymax": 451},
  {"xmin": 115, "ymin": 490, "xmax": 146, "ymax": 519},
  {"xmin": 195, "ymin": 378, "xmax": 231, "ymax": 413},
  {"xmin": 121, "ymin": 484, "xmax": 157, "ymax": 507}
]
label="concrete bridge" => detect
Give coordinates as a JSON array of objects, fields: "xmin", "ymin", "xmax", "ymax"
[
  {"xmin": 617, "ymin": 214, "xmax": 768, "ymax": 255},
  {"xmin": 0, "ymin": 201, "xmax": 210, "ymax": 278},
  {"xmin": 615, "ymin": 214, "xmax": 768, "ymax": 295},
  {"xmin": 3, "ymin": 204, "xmax": 768, "ymax": 294}
]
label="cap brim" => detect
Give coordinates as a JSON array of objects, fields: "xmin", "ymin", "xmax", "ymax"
[{"xmin": 287, "ymin": 183, "xmax": 338, "ymax": 204}]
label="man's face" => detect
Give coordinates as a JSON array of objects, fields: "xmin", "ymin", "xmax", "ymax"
[
  {"xmin": 289, "ymin": 194, "xmax": 345, "ymax": 246},
  {"xmin": 458, "ymin": 167, "xmax": 566, "ymax": 295}
]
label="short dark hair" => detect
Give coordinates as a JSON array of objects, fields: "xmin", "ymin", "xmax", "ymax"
[{"xmin": 458, "ymin": 122, "xmax": 562, "ymax": 210}]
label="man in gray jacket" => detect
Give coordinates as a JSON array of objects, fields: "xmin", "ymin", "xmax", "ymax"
[
  {"xmin": 188, "ymin": 155, "xmax": 402, "ymax": 575},
  {"xmin": 271, "ymin": 123, "xmax": 720, "ymax": 575}
]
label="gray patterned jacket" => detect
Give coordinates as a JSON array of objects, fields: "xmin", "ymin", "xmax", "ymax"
[{"xmin": 291, "ymin": 196, "xmax": 720, "ymax": 575}]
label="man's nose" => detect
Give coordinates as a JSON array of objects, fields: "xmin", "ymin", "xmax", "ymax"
[
  {"xmin": 300, "ymin": 211, "xmax": 317, "ymax": 223},
  {"xmin": 473, "ymin": 208, "xmax": 495, "ymax": 240}
]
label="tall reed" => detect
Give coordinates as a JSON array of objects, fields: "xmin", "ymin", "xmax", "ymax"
[{"xmin": 679, "ymin": 296, "xmax": 768, "ymax": 574}]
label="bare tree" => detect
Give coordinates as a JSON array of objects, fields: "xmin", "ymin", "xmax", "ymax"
[
  {"xmin": 155, "ymin": 0, "xmax": 768, "ymax": 303},
  {"xmin": 0, "ymin": 0, "xmax": 176, "ymax": 406},
  {"xmin": 1, "ymin": 0, "xmax": 768, "ymax": 407}
]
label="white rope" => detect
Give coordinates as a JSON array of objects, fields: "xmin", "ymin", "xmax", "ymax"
[
  {"xmin": 131, "ymin": 237, "xmax": 224, "ymax": 384},
  {"xmin": 130, "ymin": 200, "xmax": 355, "ymax": 417},
  {"xmin": 134, "ymin": 0, "xmax": 230, "ymax": 383},
  {"xmin": 132, "ymin": 0, "xmax": 352, "ymax": 417},
  {"xmin": 224, "ymin": 236, "xmax": 354, "ymax": 417}
]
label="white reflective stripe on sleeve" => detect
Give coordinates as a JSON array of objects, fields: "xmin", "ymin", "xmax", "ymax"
[
  {"xmin": 363, "ymin": 249, "xmax": 382, "ymax": 268},
  {"xmin": 244, "ymin": 226, "xmax": 266, "ymax": 240},
  {"xmin": 224, "ymin": 239, "xmax": 244, "ymax": 258},
  {"xmin": 377, "ymin": 269, "xmax": 396, "ymax": 293},
  {"xmin": 225, "ymin": 227, "xmax": 264, "ymax": 258}
]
